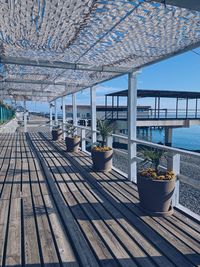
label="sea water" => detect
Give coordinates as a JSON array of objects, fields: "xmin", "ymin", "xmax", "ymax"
[{"xmin": 139, "ymin": 126, "xmax": 200, "ymax": 152}]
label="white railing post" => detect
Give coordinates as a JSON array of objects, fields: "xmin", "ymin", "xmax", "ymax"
[
  {"xmin": 106, "ymin": 135, "xmax": 113, "ymax": 148},
  {"xmin": 72, "ymin": 93, "xmax": 77, "ymax": 131},
  {"xmin": 24, "ymin": 99, "xmax": 27, "ymax": 133},
  {"xmin": 62, "ymin": 96, "xmax": 66, "ymax": 139},
  {"xmin": 81, "ymin": 129, "xmax": 86, "ymax": 151},
  {"xmin": 50, "ymin": 102, "xmax": 53, "ymax": 131},
  {"xmin": 90, "ymin": 87, "xmax": 96, "ymax": 145},
  {"xmin": 128, "ymin": 72, "xmax": 137, "ymax": 182},
  {"xmin": 55, "ymin": 99, "xmax": 58, "ymax": 124},
  {"xmin": 168, "ymin": 153, "xmax": 180, "ymax": 207}
]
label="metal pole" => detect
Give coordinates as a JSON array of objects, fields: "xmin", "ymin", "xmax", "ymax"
[
  {"xmin": 62, "ymin": 96, "xmax": 66, "ymax": 139},
  {"xmin": 112, "ymin": 96, "xmax": 114, "ymax": 119},
  {"xmin": 154, "ymin": 97, "xmax": 157, "ymax": 118},
  {"xmin": 128, "ymin": 72, "xmax": 137, "ymax": 182},
  {"xmin": 24, "ymin": 99, "xmax": 27, "ymax": 133},
  {"xmin": 176, "ymin": 98, "xmax": 179, "ymax": 118},
  {"xmin": 158, "ymin": 96, "xmax": 160, "ymax": 118},
  {"xmin": 117, "ymin": 96, "xmax": 119, "ymax": 119},
  {"xmin": 90, "ymin": 87, "xmax": 96, "ymax": 145},
  {"xmin": 195, "ymin": 98, "xmax": 198, "ymax": 118},
  {"xmin": 105, "ymin": 96, "xmax": 107, "ymax": 120},
  {"xmin": 50, "ymin": 102, "xmax": 53, "ymax": 131},
  {"xmin": 186, "ymin": 98, "xmax": 188, "ymax": 118}
]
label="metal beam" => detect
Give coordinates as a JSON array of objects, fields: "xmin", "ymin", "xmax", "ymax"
[
  {"xmin": 0, "ymin": 56, "xmax": 131, "ymax": 74},
  {"xmin": 0, "ymin": 78, "xmax": 87, "ymax": 87},
  {"xmin": 0, "ymin": 89, "xmax": 58, "ymax": 98},
  {"xmin": 153, "ymin": 0, "xmax": 200, "ymax": 11}
]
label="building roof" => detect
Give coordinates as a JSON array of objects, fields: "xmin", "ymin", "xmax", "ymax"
[
  {"xmin": 106, "ymin": 89, "xmax": 200, "ymax": 99},
  {"xmin": 0, "ymin": 1, "xmax": 200, "ymax": 101}
]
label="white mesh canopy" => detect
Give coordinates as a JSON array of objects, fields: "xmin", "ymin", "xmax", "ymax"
[{"xmin": 0, "ymin": 0, "xmax": 200, "ymax": 101}]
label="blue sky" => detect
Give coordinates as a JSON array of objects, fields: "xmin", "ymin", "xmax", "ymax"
[{"xmin": 15, "ymin": 47, "xmax": 200, "ymax": 113}]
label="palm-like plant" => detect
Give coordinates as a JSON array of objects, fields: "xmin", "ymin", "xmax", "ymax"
[
  {"xmin": 97, "ymin": 119, "xmax": 113, "ymax": 147},
  {"xmin": 65, "ymin": 124, "xmax": 77, "ymax": 138},
  {"xmin": 140, "ymin": 148, "xmax": 165, "ymax": 172}
]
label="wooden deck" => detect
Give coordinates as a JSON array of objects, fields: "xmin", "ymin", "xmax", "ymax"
[{"xmin": 0, "ymin": 132, "xmax": 200, "ymax": 267}]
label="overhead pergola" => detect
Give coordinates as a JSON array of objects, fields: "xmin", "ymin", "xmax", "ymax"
[{"xmin": 0, "ymin": 0, "xmax": 199, "ymax": 101}]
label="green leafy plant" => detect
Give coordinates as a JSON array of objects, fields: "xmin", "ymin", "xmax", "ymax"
[
  {"xmin": 52, "ymin": 124, "xmax": 60, "ymax": 130},
  {"xmin": 139, "ymin": 148, "xmax": 175, "ymax": 180},
  {"xmin": 97, "ymin": 119, "xmax": 113, "ymax": 147},
  {"xmin": 140, "ymin": 148, "xmax": 165, "ymax": 172},
  {"xmin": 65, "ymin": 124, "xmax": 78, "ymax": 138},
  {"xmin": 92, "ymin": 120, "xmax": 114, "ymax": 151}
]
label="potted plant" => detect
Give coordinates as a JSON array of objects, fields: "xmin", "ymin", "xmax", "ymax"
[
  {"xmin": 91, "ymin": 120, "xmax": 113, "ymax": 172},
  {"xmin": 137, "ymin": 148, "xmax": 176, "ymax": 217},
  {"xmin": 65, "ymin": 124, "xmax": 80, "ymax": 152},
  {"xmin": 52, "ymin": 124, "xmax": 62, "ymax": 141}
]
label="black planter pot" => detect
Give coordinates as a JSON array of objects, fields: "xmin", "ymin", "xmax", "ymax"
[
  {"xmin": 65, "ymin": 136, "xmax": 80, "ymax": 152},
  {"xmin": 91, "ymin": 149, "xmax": 113, "ymax": 172},
  {"xmin": 52, "ymin": 129, "xmax": 62, "ymax": 141},
  {"xmin": 137, "ymin": 174, "xmax": 176, "ymax": 217}
]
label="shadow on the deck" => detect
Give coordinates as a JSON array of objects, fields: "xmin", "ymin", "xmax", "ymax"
[{"xmin": 5, "ymin": 254, "xmax": 200, "ymax": 267}]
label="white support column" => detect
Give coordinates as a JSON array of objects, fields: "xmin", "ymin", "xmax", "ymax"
[
  {"xmin": 23, "ymin": 99, "xmax": 27, "ymax": 133},
  {"xmin": 50, "ymin": 102, "xmax": 53, "ymax": 131},
  {"xmin": 81, "ymin": 129, "xmax": 86, "ymax": 151},
  {"xmin": 165, "ymin": 127, "xmax": 173, "ymax": 146},
  {"xmin": 168, "ymin": 153, "xmax": 180, "ymax": 207},
  {"xmin": 90, "ymin": 87, "xmax": 96, "ymax": 145},
  {"xmin": 128, "ymin": 72, "xmax": 137, "ymax": 183},
  {"xmin": 62, "ymin": 96, "xmax": 66, "ymax": 139},
  {"xmin": 55, "ymin": 99, "xmax": 58, "ymax": 124},
  {"xmin": 106, "ymin": 135, "xmax": 113, "ymax": 148},
  {"xmin": 72, "ymin": 93, "xmax": 77, "ymax": 127}
]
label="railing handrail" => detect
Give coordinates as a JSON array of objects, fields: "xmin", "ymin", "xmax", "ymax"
[{"xmin": 61, "ymin": 121, "xmax": 200, "ymax": 158}]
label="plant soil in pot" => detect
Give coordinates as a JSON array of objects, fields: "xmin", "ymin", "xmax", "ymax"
[
  {"xmin": 92, "ymin": 147, "xmax": 113, "ymax": 172},
  {"xmin": 52, "ymin": 127, "xmax": 62, "ymax": 141},
  {"xmin": 65, "ymin": 136, "xmax": 80, "ymax": 152}
]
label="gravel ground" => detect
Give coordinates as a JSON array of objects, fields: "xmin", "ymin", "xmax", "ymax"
[{"xmin": 113, "ymin": 150, "xmax": 200, "ymax": 216}]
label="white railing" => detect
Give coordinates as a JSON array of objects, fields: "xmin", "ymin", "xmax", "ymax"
[{"xmin": 55, "ymin": 122, "xmax": 200, "ymax": 221}]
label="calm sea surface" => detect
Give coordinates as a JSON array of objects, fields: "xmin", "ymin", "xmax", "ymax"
[{"xmin": 140, "ymin": 126, "xmax": 200, "ymax": 151}]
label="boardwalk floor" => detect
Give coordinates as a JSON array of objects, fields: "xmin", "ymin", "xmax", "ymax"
[{"xmin": 0, "ymin": 132, "xmax": 200, "ymax": 267}]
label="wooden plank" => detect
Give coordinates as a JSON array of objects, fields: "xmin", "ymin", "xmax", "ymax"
[
  {"xmin": 33, "ymin": 195, "xmax": 59, "ymax": 266},
  {"xmin": 43, "ymin": 194, "xmax": 79, "ymax": 267},
  {"xmin": 61, "ymin": 189, "xmax": 119, "ymax": 267},
  {"xmin": 11, "ymin": 134, "xmax": 22, "ymax": 199},
  {"xmin": 5, "ymin": 198, "xmax": 21, "ymax": 266},
  {"xmin": 0, "ymin": 199, "xmax": 10, "ymax": 266},
  {"xmin": 0, "ymin": 134, "xmax": 14, "ymax": 196},
  {"xmin": 1, "ymin": 135, "xmax": 16, "ymax": 200},
  {"xmin": 23, "ymin": 196, "xmax": 41, "ymax": 266}
]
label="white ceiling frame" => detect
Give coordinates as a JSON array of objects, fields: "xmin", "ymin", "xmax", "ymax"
[{"xmin": 0, "ymin": 56, "xmax": 131, "ymax": 74}]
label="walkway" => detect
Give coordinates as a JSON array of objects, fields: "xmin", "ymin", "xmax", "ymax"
[
  {"xmin": 0, "ymin": 118, "xmax": 18, "ymax": 133},
  {"xmin": 0, "ymin": 132, "xmax": 200, "ymax": 266}
]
